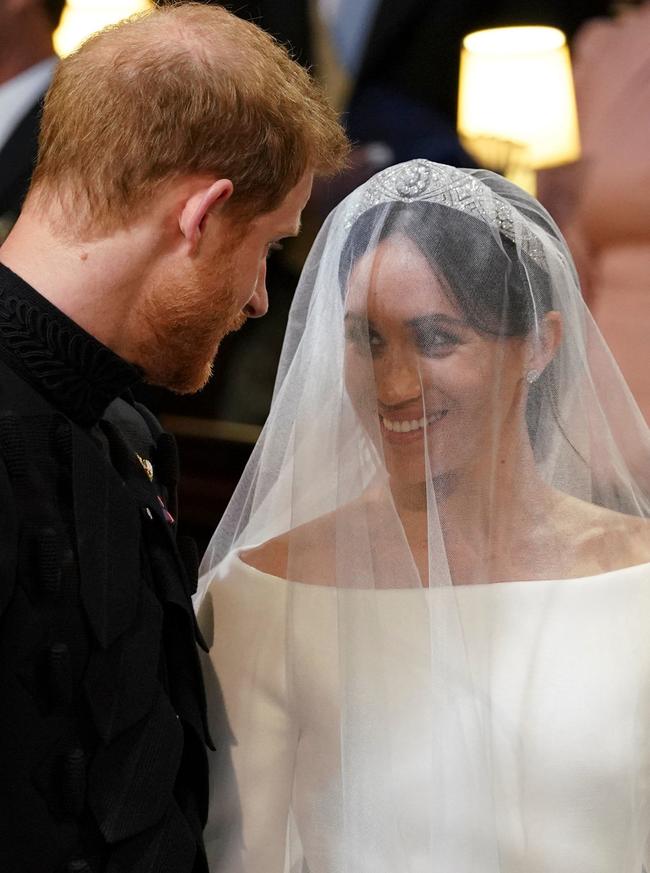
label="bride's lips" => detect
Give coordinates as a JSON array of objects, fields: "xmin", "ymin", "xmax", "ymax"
[{"xmin": 379, "ymin": 410, "xmax": 448, "ymax": 443}]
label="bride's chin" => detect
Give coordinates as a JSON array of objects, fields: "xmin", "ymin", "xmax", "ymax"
[
  {"xmin": 384, "ymin": 442, "xmax": 457, "ymax": 483},
  {"xmin": 386, "ymin": 457, "xmax": 431, "ymax": 487}
]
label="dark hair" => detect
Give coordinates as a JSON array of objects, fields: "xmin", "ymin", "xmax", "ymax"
[
  {"xmin": 339, "ymin": 200, "xmax": 553, "ymax": 338},
  {"xmin": 43, "ymin": 0, "xmax": 66, "ymax": 29}
]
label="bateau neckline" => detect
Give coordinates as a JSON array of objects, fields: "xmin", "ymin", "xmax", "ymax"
[{"xmin": 225, "ymin": 551, "xmax": 650, "ymax": 593}]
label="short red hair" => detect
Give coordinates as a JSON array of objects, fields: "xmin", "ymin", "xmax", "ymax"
[{"xmin": 31, "ymin": 2, "xmax": 349, "ymax": 232}]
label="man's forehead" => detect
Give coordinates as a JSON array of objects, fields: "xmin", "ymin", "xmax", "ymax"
[
  {"xmin": 261, "ymin": 205, "xmax": 303, "ymax": 237},
  {"xmin": 254, "ymin": 212, "xmax": 301, "ymax": 237},
  {"xmin": 252, "ymin": 171, "xmax": 312, "ymax": 235},
  {"xmin": 280, "ymin": 171, "xmax": 313, "ymax": 221}
]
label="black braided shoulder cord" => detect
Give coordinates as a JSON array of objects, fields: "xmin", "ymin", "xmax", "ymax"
[{"xmin": 0, "ymin": 287, "xmax": 139, "ymax": 426}]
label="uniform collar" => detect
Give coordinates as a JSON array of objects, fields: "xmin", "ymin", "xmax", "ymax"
[{"xmin": 0, "ymin": 262, "xmax": 142, "ymax": 426}]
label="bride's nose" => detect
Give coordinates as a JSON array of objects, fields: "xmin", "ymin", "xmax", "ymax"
[{"xmin": 375, "ymin": 352, "xmax": 422, "ymax": 407}]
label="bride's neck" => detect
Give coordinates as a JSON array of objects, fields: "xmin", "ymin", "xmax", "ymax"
[{"xmin": 391, "ymin": 441, "xmax": 552, "ymax": 547}]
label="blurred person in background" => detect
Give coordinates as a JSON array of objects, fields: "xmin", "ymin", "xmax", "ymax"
[
  {"xmin": 216, "ymin": 0, "xmax": 612, "ymax": 195},
  {"xmin": 0, "ymin": 4, "xmax": 347, "ymax": 871},
  {"xmin": 0, "ymin": 0, "xmax": 64, "ymax": 241},
  {"xmin": 538, "ymin": 0, "xmax": 650, "ymax": 423}
]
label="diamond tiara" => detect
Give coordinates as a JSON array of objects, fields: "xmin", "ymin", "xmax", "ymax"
[{"xmin": 342, "ymin": 160, "xmax": 547, "ymax": 269}]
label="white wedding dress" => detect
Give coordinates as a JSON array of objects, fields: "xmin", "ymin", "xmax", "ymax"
[
  {"xmin": 196, "ymin": 160, "xmax": 650, "ymax": 873},
  {"xmin": 201, "ymin": 553, "xmax": 650, "ymax": 873}
]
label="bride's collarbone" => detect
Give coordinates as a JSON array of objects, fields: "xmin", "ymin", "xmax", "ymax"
[
  {"xmin": 241, "ymin": 500, "xmax": 650, "ymax": 586},
  {"xmin": 561, "ymin": 502, "xmax": 650, "ymax": 572}
]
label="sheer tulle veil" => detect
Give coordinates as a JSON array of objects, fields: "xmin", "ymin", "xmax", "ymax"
[{"xmin": 196, "ymin": 161, "xmax": 650, "ymax": 872}]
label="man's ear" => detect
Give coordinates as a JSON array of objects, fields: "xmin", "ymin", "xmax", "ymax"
[
  {"xmin": 179, "ymin": 179, "xmax": 234, "ymax": 252},
  {"xmin": 527, "ymin": 310, "xmax": 563, "ymax": 378}
]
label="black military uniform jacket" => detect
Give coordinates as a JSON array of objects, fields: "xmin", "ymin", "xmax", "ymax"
[{"xmin": 0, "ymin": 263, "xmax": 213, "ymax": 873}]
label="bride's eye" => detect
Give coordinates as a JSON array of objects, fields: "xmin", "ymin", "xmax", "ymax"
[
  {"xmin": 413, "ymin": 327, "xmax": 459, "ymax": 357},
  {"xmin": 345, "ymin": 322, "xmax": 384, "ymax": 354}
]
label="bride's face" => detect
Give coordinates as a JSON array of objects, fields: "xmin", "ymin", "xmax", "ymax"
[{"xmin": 344, "ymin": 234, "xmax": 529, "ymax": 486}]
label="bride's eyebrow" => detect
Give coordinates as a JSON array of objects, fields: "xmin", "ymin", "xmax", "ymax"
[
  {"xmin": 343, "ymin": 312, "xmax": 381, "ymax": 335},
  {"xmin": 344, "ymin": 312, "xmax": 369, "ymax": 325},
  {"xmin": 344, "ymin": 312, "xmax": 466, "ymax": 330},
  {"xmin": 406, "ymin": 314, "xmax": 467, "ymax": 331}
]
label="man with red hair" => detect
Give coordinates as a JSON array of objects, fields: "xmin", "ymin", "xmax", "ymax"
[{"xmin": 0, "ymin": 5, "xmax": 347, "ymax": 871}]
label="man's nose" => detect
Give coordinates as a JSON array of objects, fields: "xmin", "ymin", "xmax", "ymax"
[{"xmin": 244, "ymin": 263, "xmax": 269, "ymax": 318}]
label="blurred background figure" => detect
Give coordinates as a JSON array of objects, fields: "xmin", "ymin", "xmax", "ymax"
[
  {"xmin": 214, "ymin": 0, "xmax": 612, "ymax": 218},
  {"xmin": 538, "ymin": 0, "xmax": 650, "ymax": 423},
  {"xmin": 216, "ymin": 0, "xmax": 611, "ymax": 169},
  {"xmin": 0, "ymin": 0, "xmax": 64, "ymax": 241}
]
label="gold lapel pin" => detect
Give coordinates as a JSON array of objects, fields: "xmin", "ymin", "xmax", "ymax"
[{"xmin": 135, "ymin": 453, "xmax": 154, "ymax": 482}]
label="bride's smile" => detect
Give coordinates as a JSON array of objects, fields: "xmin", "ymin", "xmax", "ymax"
[{"xmin": 343, "ymin": 232, "xmax": 551, "ymax": 487}]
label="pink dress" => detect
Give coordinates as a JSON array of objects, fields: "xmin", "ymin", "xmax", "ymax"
[{"xmin": 539, "ymin": 3, "xmax": 650, "ymax": 422}]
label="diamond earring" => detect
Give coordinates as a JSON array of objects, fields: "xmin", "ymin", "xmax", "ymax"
[{"xmin": 526, "ymin": 369, "xmax": 540, "ymax": 384}]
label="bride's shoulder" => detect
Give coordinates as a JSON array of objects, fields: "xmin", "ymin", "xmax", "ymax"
[
  {"xmin": 239, "ymin": 494, "xmax": 377, "ymax": 583},
  {"xmin": 241, "ymin": 535, "xmax": 291, "ymax": 579},
  {"xmin": 558, "ymin": 493, "xmax": 650, "ymax": 566},
  {"xmin": 240, "ymin": 507, "xmax": 344, "ymax": 584}
]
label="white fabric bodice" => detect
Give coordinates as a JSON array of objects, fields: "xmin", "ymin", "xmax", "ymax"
[{"xmin": 201, "ymin": 554, "xmax": 650, "ymax": 873}]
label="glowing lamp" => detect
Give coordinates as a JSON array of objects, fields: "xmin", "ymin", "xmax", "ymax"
[
  {"xmin": 54, "ymin": 0, "xmax": 153, "ymax": 57},
  {"xmin": 457, "ymin": 26, "xmax": 580, "ymax": 193}
]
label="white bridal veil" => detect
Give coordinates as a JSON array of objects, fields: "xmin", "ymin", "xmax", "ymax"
[{"xmin": 197, "ymin": 161, "xmax": 650, "ymax": 873}]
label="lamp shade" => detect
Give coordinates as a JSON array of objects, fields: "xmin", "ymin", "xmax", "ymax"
[
  {"xmin": 458, "ymin": 26, "xmax": 580, "ymax": 170},
  {"xmin": 54, "ymin": 0, "xmax": 153, "ymax": 57}
]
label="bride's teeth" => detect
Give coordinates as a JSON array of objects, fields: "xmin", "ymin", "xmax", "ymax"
[{"xmin": 381, "ymin": 411, "xmax": 447, "ymax": 432}]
